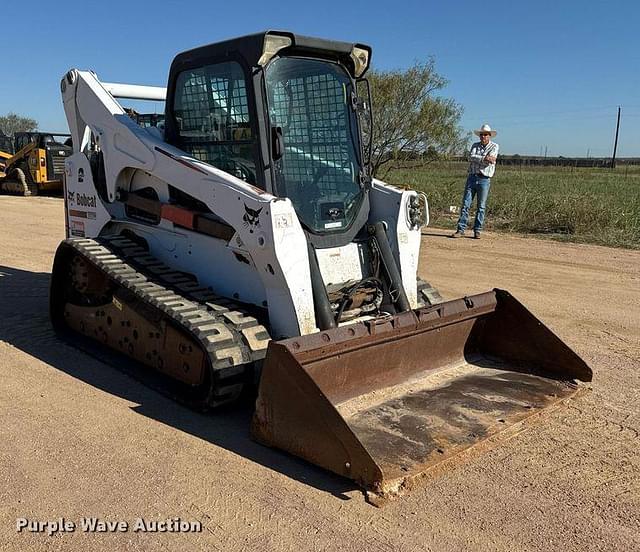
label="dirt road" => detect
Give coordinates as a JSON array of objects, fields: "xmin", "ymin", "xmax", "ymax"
[{"xmin": 1, "ymin": 196, "xmax": 638, "ymax": 551}]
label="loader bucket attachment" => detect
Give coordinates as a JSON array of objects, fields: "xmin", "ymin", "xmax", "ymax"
[{"xmin": 252, "ymin": 289, "xmax": 592, "ymax": 502}]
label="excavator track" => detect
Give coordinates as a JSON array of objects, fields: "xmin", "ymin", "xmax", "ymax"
[
  {"xmin": 50, "ymin": 234, "xmax": 270, "ymax": 409},
  {"xmin": 1, "ymin": 166, "xmax": 38, "ymax": 196}
]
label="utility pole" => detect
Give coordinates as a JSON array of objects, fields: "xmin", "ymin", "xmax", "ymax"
[{"xmin": 611, "ymin": 106, "xmax": 621, "ymax": 169}]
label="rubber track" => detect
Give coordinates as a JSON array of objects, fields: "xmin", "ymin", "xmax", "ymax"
[
  {"xmin": 0, "ymin": 168, "xmax": 37, "ymax": 196},
  {"xmin": 60, "ymin": 234, "xmax": 271, "ymax": 408}
]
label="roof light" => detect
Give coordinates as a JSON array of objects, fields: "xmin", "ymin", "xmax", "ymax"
[
  {"xmin": 350, "ymin": 46, "xmax": 370, "ymax": 78},
  {"xmin": 259, "ymin": 34, "xmax": 292, "ymax": 66}
]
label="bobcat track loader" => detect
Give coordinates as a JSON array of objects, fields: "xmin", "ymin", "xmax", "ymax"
[{"xmin": 50, "ymin": 31, "xmax": 592, "ymax": 503}]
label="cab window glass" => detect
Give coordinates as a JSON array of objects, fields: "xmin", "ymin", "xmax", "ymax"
[{"xmin": 173, "ymin": 61, "xmax": 257, "ymax": 185}]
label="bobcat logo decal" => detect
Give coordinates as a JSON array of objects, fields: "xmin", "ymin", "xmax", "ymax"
[{"xmin": 243, "ymin": 204, "xmax": 263, "ymax": 233}]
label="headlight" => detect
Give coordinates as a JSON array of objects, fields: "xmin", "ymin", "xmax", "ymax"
[
  {"xmin": 258, "ymin": 34, "xmax": 292, "ymax": 66},
  {"xmin": 350, "ymin": 46, "xmax": 370, "ymax": 78},
  {"xmin": 407, "ymin": 193, "xmax": 429, "ymax": 230}
]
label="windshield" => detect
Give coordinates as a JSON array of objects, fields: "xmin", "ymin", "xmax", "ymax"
[
  {"xmin": 43, "ymin": 134, "xmax": 71, "ymax": 146},
  {"xmin": 265, "ymin": 57, "xmax": 363, "ymax": 234}
]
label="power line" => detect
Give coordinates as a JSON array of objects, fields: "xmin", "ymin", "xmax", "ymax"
[{"xmin": 611, "ymin": 106, "xmax": 621, "ymax": 169}]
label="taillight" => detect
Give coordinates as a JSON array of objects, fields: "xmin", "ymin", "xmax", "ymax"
[{"xmin": 40, "ymin": 157, "xmax": 46, "ymax": 167}]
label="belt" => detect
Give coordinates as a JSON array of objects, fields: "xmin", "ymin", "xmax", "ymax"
[{"xmin": 472, "ymin": 173, "xmax": 488, "ymax": 178}]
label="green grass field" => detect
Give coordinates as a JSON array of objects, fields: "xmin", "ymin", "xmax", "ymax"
[{"xmin": 387, "ymin": 162, "xmax": 640, "ymax": 249}]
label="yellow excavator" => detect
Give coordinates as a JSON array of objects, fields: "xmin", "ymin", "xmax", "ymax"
[
  {"xmin": 0, "ymin": 130, "xmax": 12, "ymax": 178},
  {"xmin": 50, "ymin": 31, "xmax": 592, "ymax": 503},
  {"xmin": 0, "ymin": 131, "xmax": 72, "ymax": 195}
]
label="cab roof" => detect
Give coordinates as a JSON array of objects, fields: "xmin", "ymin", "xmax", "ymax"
[{"xmin": 170, "ymin": 30, "xmax": 371, "ymax": 79}]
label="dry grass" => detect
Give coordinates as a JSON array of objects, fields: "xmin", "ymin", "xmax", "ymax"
[{"xmin": 387, "ymin": 162, "xmax": 640, "ymax": 249}]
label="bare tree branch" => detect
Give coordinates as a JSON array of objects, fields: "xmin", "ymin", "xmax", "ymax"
[
  {"xmin": 0, "ymin": 112, "xmax": 38, "ymax": 137},
  {"xmin": 362, "ymin": 59, "xmax": 468, "ymax": 177}
]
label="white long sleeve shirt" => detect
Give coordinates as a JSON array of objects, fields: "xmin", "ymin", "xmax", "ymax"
[{"xmin": 468, "ymin": 141, "xmax": 499, "ymax": 178}]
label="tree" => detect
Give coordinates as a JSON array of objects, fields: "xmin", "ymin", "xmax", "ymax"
[
  {"xmin": 363, "ymin": 59, "xmax": 467, "ymax": 178},
  {"xmin": 0, "ymin": 112, "xmax": 38, "ymax": 137}
]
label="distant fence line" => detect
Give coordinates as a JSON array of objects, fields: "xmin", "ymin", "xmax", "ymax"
[{"xmin": 451, "ymin": 156, "xmax": 640, "ymax": 168}]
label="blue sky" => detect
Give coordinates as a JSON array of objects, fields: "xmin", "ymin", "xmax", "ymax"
[{"xmin": 2, "ymin": 0, "xmax": 638, "ymax": 157}]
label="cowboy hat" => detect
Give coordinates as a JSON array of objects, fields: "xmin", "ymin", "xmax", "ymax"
[{"xmin": 474, "ymin": 123, "xmax": 497, "ymax": 137}]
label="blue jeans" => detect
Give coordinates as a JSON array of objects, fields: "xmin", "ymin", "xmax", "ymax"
[{"xmin": 456, "ymin": 174, "xmax": 491, "ymax": 232}]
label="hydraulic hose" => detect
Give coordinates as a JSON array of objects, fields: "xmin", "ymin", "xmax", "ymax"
[
  {"xmin": 307, "ymin": 241, "xmax": 337, "ymax": 330},
  {"xmin": 369, "ymin": 222, "xmax": 411, "ymax": 313}
]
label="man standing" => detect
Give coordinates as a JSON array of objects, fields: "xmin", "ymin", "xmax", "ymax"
[{"xmin": 451, "ymin": 124, "xmax": 499, "ymax": 239}]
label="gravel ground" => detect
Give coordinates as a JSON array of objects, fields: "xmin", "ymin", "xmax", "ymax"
[{"xmin": 1, "ymin": 196, "xmax": 638, "ymax": 551}]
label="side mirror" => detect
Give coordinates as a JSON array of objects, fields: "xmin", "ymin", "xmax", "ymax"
[{"xmin": 407, "ymin": 193, "xmax": 429, "ymax": 230}]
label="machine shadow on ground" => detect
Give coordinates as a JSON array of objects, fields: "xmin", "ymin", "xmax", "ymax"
[
  {"xmin": 0, "ymin": 264, "xmax": 358, "ymax": 501},
  {"xmin": 0, "ymin": 190, "xmax": 64, "ymax": 198}
]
